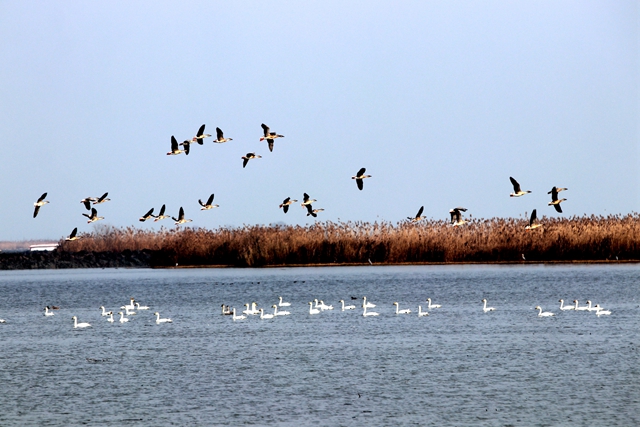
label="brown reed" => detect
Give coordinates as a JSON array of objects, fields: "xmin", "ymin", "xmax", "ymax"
[{"xmin": 56, "ymin": 214, "xmax": 640, "ymax": 267}]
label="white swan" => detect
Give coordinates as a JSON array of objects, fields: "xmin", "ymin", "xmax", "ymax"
[
  {"xmin": 363, "ymin": 306, "xmax": 379, "ymax": 317},
  {"xmin": 121, "ymin": 298, "xmax": 136, "ymax": 311},
  {"xmin": 340, "ymin": 300, "xmax": 356, "ymax": 310},
  {"xmin": 72, "ymin": 316, "xmax": 91, "ymax": 328},
  {"xmin": 482, "ymin": 299, "xmax": 495, "ymax": 312},
  {"xmin": 418, "ymin": 306, "xmax": 429, "ymax": 317},
  {"xmin": 250, "ymin": 302, "xmax": 260, "ymax": 315},
  {"xmin": 44, "ymin": 306, "xmax": 55, "ymax": 316},
  {"xmin": 535, "ymin": 306, "xmax": 555, "ymax": 317},
  {"xmin": 259, "ymin": 308, "xmax": 274, "ymax": 320},
  {"xmin": 0, "ymin": 319, "xmax": 5, "ymax": 323},
  {"xmin": 278, "ymin": 296, "xmax": 291, "ymax": 307},
  {"xmin": 594, "ymin": 305, "xmax": 611, "ymax": 316},
  {"xmin": 393, "ymin": 302, "xmax": 411, "ymax": 314},
  {"xmin": 155, "ymin": 312, "xmax": 172, "ymax": 324},
  {"xmin": 573, "ymin": 300, "xmax": 589, "ymax": 311},
  {"xmin": 118, "ymin": 311, "xmax": 129, "ymax": 323},
  {"xmin": 559, "ymin": 299, "xmax": 574, "ymax": 310},
  {"xmin": 319, "ymin": 300, "xmax": 333, "ymax": 310},
  {"xmin": 426, "ymin": 298, "xmax": 441, "ymax": 309},
  {"xmin": 135, "ymin": 302, "xmax": 150, "ymax": 310},
  {"xmin": 585, "ymin": 300, "xmax": 599, "ymax": 312},
  {"xmin": 272, "ymin": 305, "xmax": 290, "ymax": 316},
  {"xmin": 362, "ymin": 296, "xmax": 376, "ymax": 309},
  {"xmin": 232, "ymin": 308, "xmax": 246, "ymax": 320},
  {"xmin": 125, "ymin": 307, "xmax": 136, "ymax": 316},
  {"xmin": 106, "ymin": 311, "xmax": 114, "ymax": 323},
  {"xmin": 308, "ymin": 302, "xmax": 320, "ymax": 315},
  {"xmin": 100, "ymin": 306, "xmax": 109, "ymax": 316}
]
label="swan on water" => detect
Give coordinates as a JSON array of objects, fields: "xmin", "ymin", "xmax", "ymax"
[
  {"xmin": 319, "ymin": 300, "xmax": 333, "ymax": 310},
  {"xmin": 418, "ymin": 306, "xmax": 429, "ymax": 317},
  {"xmin": 482, "ymin": 299, "xmax": 495, "ymax": 312},
  {"xmin": 559, "ymin": 299, "xmax": 574, "ymax": 310},
  {"xmin": 106, "ymin": 311, "xmax": 114, "ymax": 323},
  {"xmin": 308, "ymin": 302, "xmax": 320, "ymax": 315},
  {"xmin": 340, "ymin": 300, "xmax": 356, "ymax": 310},
  {"xmin": 362, "ymin": 297, "xmax": 376, "ymax": 309},
  {"xmin": 426, "ymin": 298, "xmax": 441, "ymax": 309},
  {"xmin": 155, "ymin": 312, "xmax": 172, "ymax": 324},
  {"xmin": 573, "ymin": 300, "xmax": 589, "ymax": 311},
  {"xmin": 72, "ymin": 316, "xmax": 91, "ymax": 328},
  {"xmin": 259, "ymin": 308, "xmax": 274, "ymax": 320},
  {"xmin": 100, "ymin": 306, "xmax": 110, "ymax": 316},
  {"xmin": 135, "ymin": 302, "xmax": 150, "ymax": 310},
  {"xmin": 44, "ymin": 306, "xmax": 55, "ymax": 316},
  {"xmin": 121, "ymin": 298, "xmax": 136, "ymax": 311},
  {"xmin": 118, "ymin": 311, "xmax": 129, "ymax": 323},
  {"xmin": 535, "ymin": 306, "xmax": 555, "ymax": 317},
  {"xmin": 250, "ymin": 302, "xmax": 260, "ymax": 315},
  {"xmin": 363, "ymin": 306, "xmax": 379, "ymax": 317},
  {"xmin": 278, "ymin": 297, "xmax": 291, "ymax": 307},
  {"xmin": 594, "ymin": 305, "xmax": 611, "ymax": 316},
  {"xmin": 393, "ymin": 302, "xmax": 411, "ymax": 314},
  {"xmin": 242, "ymin": 303, "xmax": 252, "ymax": 316},
  {"xmin": 585, "ymin": 300, "xmax": 599, "ymax": 312},
  {"xmin": 232, "ymin": 308, "xmax": 246, "ymax": 320},
  {"xmin": 272, "ymin": 305, "xmax": 290, "ymax": 316}
]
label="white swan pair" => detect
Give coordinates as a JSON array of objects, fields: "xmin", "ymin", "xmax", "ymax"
[
  {"xmin": 594, "ymin": 305, "xmax": 611, "ymax": 316},
  {"xmin": 314, "ymin": 299, "xmax": 333, "ymax": 310}
]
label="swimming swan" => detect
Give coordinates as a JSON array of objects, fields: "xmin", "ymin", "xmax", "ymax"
[
  {"xmin": 559, "ymin": 299, "xmax": 575, "ymax": 310},
  {"xmin": 154, "ymin": 312, "xmax": 172, "ymax": 324},
  {"xmin": 118, "ymin": 312, "xmax": 129, "ymax": 323},
  {"xmin": 272, "ymin": 305, "xmax": 290, "ymax": 316},
  {"xmin": 278, "ymin": 296, "xmax": 291, "ymax": 307},
  {"xmin": 107, "ymin": 311, "xmax": 114, "ymax": 323},
  {"xmin": 44, "ymin": 306, "xmax": 55, "ymax": 316},
  {"xmin": 72, "ymin": 316, "xmax": 91, "ymax": 328},
  {"xmin": 426, "ymin": 298, "xmax": 441, "ymax": 309},
  {"xmin": 232, "ymin": 308, "xmax": 246, "ymax": 320},
  {"xmin": 482, "ymin": 299, "xmax": 495, "ymax": 312},
  {"xmin": 363, "ymin": 306, "xmax": 379, "ymax": 317},
  {"xmin": 308, "ymin": 302, "xmax": 320, "ymax": 315},
  {"xmin": 259, "ymin": 308, "xmax": 274, "ymax": 320},
  {"xmin": 535, "ymin": 306, "xmax": 555, "ymax": 317},
  {"xmin": 100, "ymin": 306, "xmax": 109, "ymax": 316},
  {"xmin": 362, "ymin": 297, "xmax": 376, "ymax": 309},
  {"xmin": 393, "ymin": 302, "xmax": 411, "ymax": 314},
  {"xmin": 135, "ymin": 302, "xmax": 150, "ymax": 310},
  {"xmin": 573, "ymin": 300, "xmax": 589, "ymax": 311},
  {"xmin": 319, "ymin": 300, "xmax": 333, "ymax": 310},
  {"xmin": 585, "ymin": 301, "xmax": 599, "ymax": 312},
  {"xmin": 594, "ymin": 305, "xmax": 611, "ymax": 316},
  {"xmin": 340, "ymin": 300, "xmax": 356, "ymax": 310},
  {"xmin": 418, "ymin": 306, "xmax": 429, "ymax": 317}
]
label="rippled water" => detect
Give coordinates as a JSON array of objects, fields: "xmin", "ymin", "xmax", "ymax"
[{"xmin": 0, "ymin": 264, "xmax": 638, "ymax": 426}]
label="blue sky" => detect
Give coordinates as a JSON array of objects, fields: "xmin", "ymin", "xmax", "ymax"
[{"xmin": 0, "ymin": 1, "xmax": 637, "ymax": 241}]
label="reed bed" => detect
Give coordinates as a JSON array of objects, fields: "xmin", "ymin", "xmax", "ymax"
[{"xmin": 57, "ymin": 214, "xmax": 640, "ymax": 267}]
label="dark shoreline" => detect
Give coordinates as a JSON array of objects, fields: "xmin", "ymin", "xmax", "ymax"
[{"xmin": 0, "ymin": 250, "xmax": 636, "ymax": 270}]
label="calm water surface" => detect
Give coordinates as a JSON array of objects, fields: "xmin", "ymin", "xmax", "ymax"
[{"xmin": 0, "ymin": 264, "xmax": 638, "ymax": 426}]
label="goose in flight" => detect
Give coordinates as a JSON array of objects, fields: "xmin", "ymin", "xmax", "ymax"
[
  {"xmin": 509, "ymin": 177, "xmax": 532, "ymax": 197},
  {"xmin": 449, "ymin": 207, "xmax": 468, "ymax": 226},
  {"xmin": 33, "ymin": 193, "xmax": 49, "ymax": 218},
  {"xmin": 65, "ymin": 227, "xmax": 80, "ymax": 241},
  {"xmin": 242, "ymin": 152, "xmax": 261, "ymax": 168},
  {"xmin": 93, "ymin": 192, "xmax": 110, "ymax": 205},
  {"xmin": 525, "ymin": 209, "xmax": 542, "ymax": 231},
  {"xmin": 279, "ymin": 197, "xmax": 298, "ymax": 213},
  {"xmin": 154, "ymin": 204, "xmax": 170, "ymax": 222},
  {"xmin": 83, "ymin": 207, "xmax": 104, "ymax": 223},
  {"xmin": 191, "ymin": 124, "xmax": 211, "ymax": 145},
  {"xmin": 213, "ymin": 127, "xmax": 232, "ymax": 143},
  {"xmin": 199, "ymin": 194, "xmax": 219, "ymax": 210},
  {"xmin": 301, "ymin": 193, "xmax": 316, "ymax": 207},
  {"xmin": 260, "ymin": 123, "xmax": 284, "ymax": 152},
  {"xmin": 80, "ymin": 197, "xmax": 97, "ymax": 210},
  {"xmin": 352, "ymin": 168, "xmax": 372, "ymax": 191},
  {"xmin": 548, "ymin": 186, "xmax": 568, "ymax": 194},
  {"xmin": 172, "ymin": 207, "xmax": 192, "ymax": 225},
  {"xmin": 167, "ymin": 135, "xmax": 189, "ymax": 155},
  {"xmin": 306, "ymin": 204, "xmax": 324, "ymax": 217},
  {"xmin": 139, "ymin": 208, "xmax": 155, "ymax": 222},
  {"xmin": 548, "ymin": 187, "xmax": 567, "ymax": 213},
  {"xmin": 408, "ymin": 206, "xmax": 426, "ymax": 222}
]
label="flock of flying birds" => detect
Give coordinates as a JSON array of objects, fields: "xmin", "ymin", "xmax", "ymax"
[{"xmin": 30, "ymin": 123, "xmax": 568, "ymax": 241}]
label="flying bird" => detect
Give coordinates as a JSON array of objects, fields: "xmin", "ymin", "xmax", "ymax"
[
  {"xmin": 548, "ymin": 186, "xmax": 567, "ymax": 213},
  {"xmin": 33, "ymin": 193, "xmax": 49, "ymax": 218},
  {"xmin": 80, "ymin": 197, "xmax": 96, "ymax": 210},
  {"xmin": 199, "ymin": 194, "xmax": 219, "ymax": 210},
  {"xmin": 352, "ymin": 168, "xmax": 372, "ymax": 191},
  {"xmin": 65, "ymin": 227, "xmax": 80, "ymax": 241},
  {"xmin": 167, "ymin": 135, "xmax": 189, "ymax": 155},
  {"xmin": 525, "ymin": 209, "xmax": 542, "ymax": 231},
  {"xmin": 509, "ymin": 177, "xmax": 531, "ymax": 197},
  {"xmin": 279, "ymin": 197, "xmax": 298, "ymax": 213},
  {"xmin": 154, "ymin": 204, "xmax": 170, "ymax": 222},
  {"xmin": 242, "ymin": 153, "xmax": 261, "ymax": 168},
  {"xmin": 191, "ymin": 124, "xmax": 211, "ymax": 145},
  {"xmin": 139, "ymin": 208, "xmax": 155, "ymax": 222},
  {"xmin": 260, "ymin": 123, "xmax": 284, "ymax": 152},
  {"xmin": 213, "ymin": 127, "xmax": 232, "ymax": 143},
  {"xmin": 93, "ymin": 192, "xmax": 110, "ymax": 205},
  {"xmin": 408, "ymin": 206, "xmax": 426, "ymax": 222},
  {"xmin": 449, "ymin": 207, "xmax": 468, "ymax": 226},
  {"xmin": 305, "ymin": 204, "xmax": 324, "ymax": 217},
  {"xmin": 172, "ymin": 207, "xmax": 192, "ymax": 225},
  {"xmin": 301, "ymin": 193, "xmax": 316, "ymax": 208},
  {"xmin": 83, "ymin": 208, "xmax": 104, "ymax": 223}
]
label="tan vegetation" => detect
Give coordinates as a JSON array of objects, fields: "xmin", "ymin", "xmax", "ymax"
[{"xmin": 56, "ymin": 214, "xmax": 640, "ymax": 267}]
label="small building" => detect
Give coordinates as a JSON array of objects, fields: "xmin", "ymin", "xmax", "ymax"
[{"xmin": 29, "ymin": 243, "xmax": 59, "ymax": 252}]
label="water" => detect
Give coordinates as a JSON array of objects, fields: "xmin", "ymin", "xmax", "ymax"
[{"xmin": 0, "ymin": 264, "xmax": 638, "ymax": 426}]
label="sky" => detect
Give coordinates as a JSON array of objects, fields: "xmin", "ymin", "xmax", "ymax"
[{"xmin": 0, "ymin": 1, "xmax": 638, "ymax": 241}]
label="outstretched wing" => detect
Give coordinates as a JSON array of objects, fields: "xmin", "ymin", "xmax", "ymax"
[
  {"xmin": 33, "ymin": 205, "xmax": 41, "ymax": 218},
  {"xmin": 171, "ymin": 136, "xmax": 178, "ymax": 151},
  {"xmin": 356, "ymin": 179, "xmax": 363, "ymax": 191},
  {"xmin": 206, "ymin": 194, "xmax": 215, "ymax": 205},
  {"xmin": 242, "ymin": 157, "xmax": 249, "ymax": 168},
  {"xmin": 196, "ymin": 124, "xmax": 206, "ymax": 138},
  {"xmin": 267, "ymin": 139, "xmax": 274, "ymax": 152},
  {"xmin": 69, "ymin": 227, "xmax": 77, "ymax": 238},
  {"xmin": 416, "ymin": 206, "xmax": 424, "ymax": 218},
  {"xmin": 261, "ymin": 123, "xmax": 270, "ymax": 137},
  {"xmin": 510, "ymin": 177, "xmax": 521, "ymax": 193},
  {"xmin": 216, "ymin": 127, "xmax": 224, "ymax": 140},
  {"xmin": 530, "ymin": 209, "xmax": 537, "ymax": 225},
  {"xmin": 178, "ymin": 207, "xmax": 185, "ymax": 220},
  {"xmin": 303, "ymin": 193, "xmax": 310, "ymax": 202},
  {"xmin": 158, "ymin": 204, "xmax": 166, "ymax": 216},
  {"xmin": 554, "ymin": 204, "xmax": 562, "ymax": 213},
  {"xmin": 356, "ymin": 167, "xmax": 366, "ymax": 176},
  {"xmin": 37, "ymin": 192, "xmax": 47, "ymax": 203},
  {"xmin": 283, "ymin": 205, "xmax": 289, "ymax": 214}
]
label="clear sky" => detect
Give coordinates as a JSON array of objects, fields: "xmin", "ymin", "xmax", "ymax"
[{"xmin": 0, "ymin": 1, "xmax": 638, "ymax": 241}]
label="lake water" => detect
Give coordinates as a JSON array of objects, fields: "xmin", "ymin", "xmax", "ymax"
[{"xmin": 0, "ymin": 264, "xmax": 638, "ymax": 426}]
